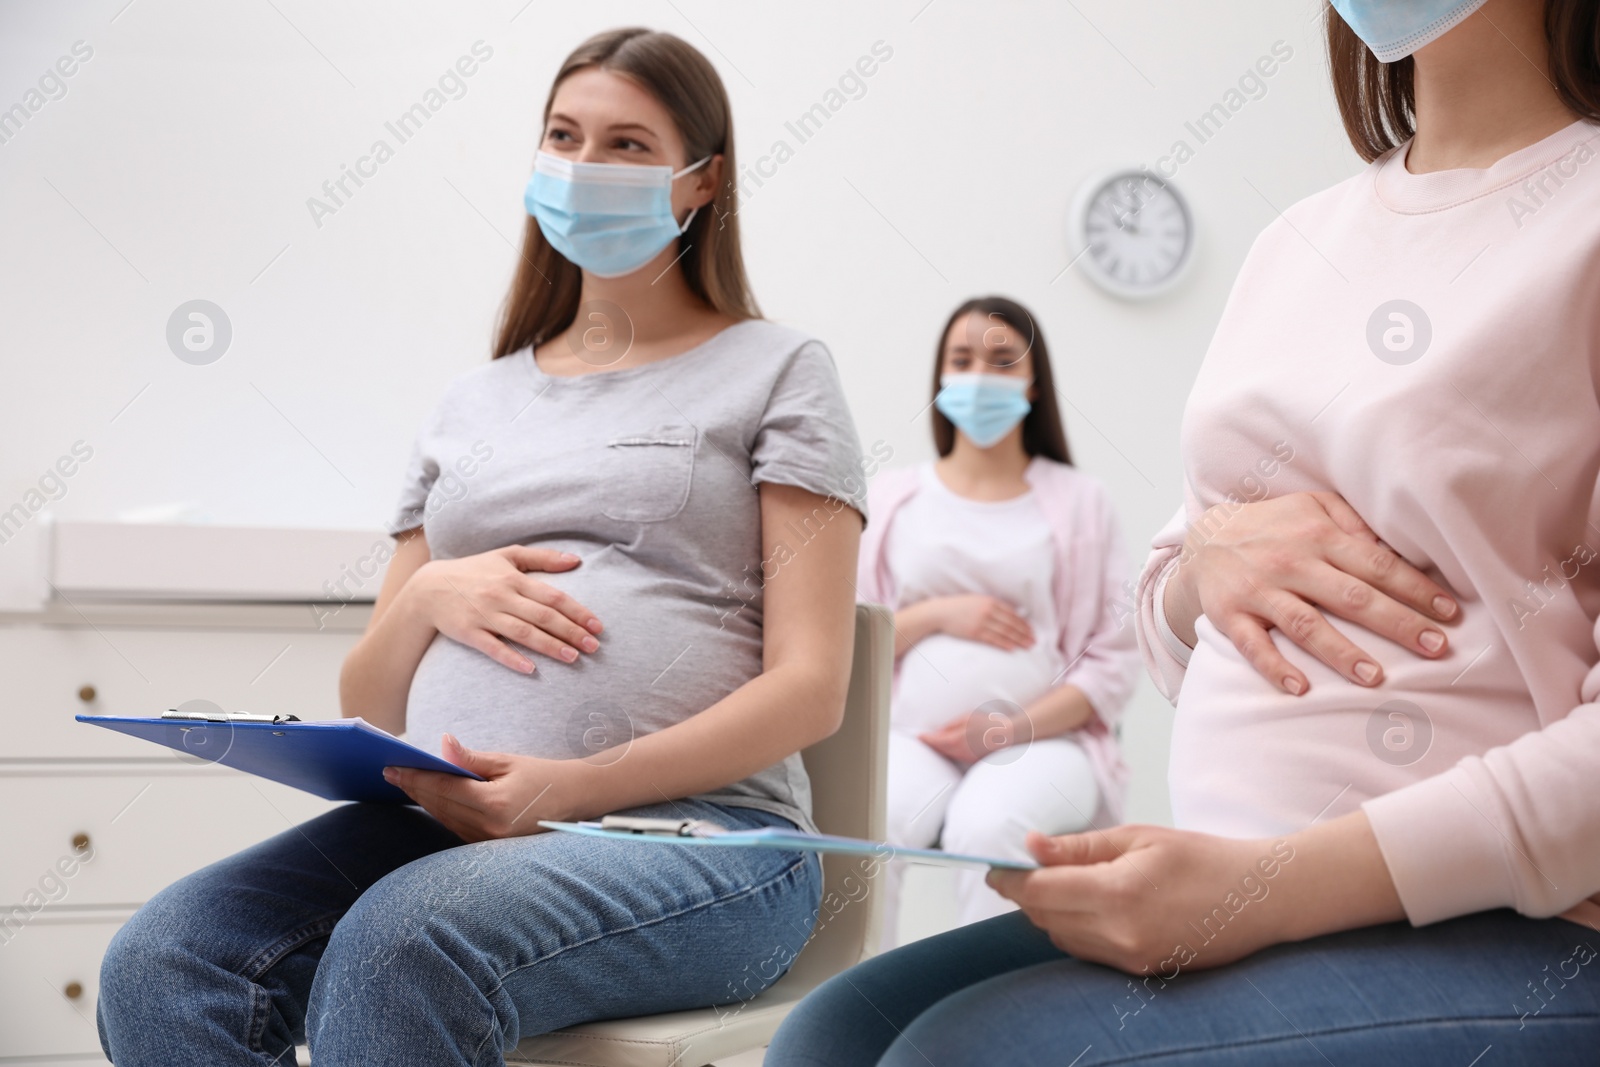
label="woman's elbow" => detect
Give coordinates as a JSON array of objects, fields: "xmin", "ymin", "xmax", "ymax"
[
  {"xmin": 336, "ymin": 656, "xmax": 364, "ymax": 719},
  {"xmin": 795, "ymin": 667, "xmax": 850, "ymax": 746}
]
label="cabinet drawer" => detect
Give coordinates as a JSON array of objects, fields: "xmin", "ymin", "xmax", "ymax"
[
  {"xmin": 0, "ymin": 914, "xmax": 120, "ymax": 1061},
  {"xmin": 0, "ymin": 772, "xmax": 338, "ymax": 907},
  {"xmin": 0, "ymin": 627, "xmax": 359, "ymax": 758}
]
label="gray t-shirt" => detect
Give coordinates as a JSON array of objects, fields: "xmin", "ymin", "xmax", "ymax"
[{"xmin": 387, "ymin": 319, "xmax": 868, "ymax": 833}]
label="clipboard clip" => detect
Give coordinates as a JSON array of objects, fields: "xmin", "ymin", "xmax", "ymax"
[
  {"xmin": 160, "ymin": 709, "xmax": 303, "ymax": 724},
  {"xmin": 598, "ymin": 815, "xmax": 728, "ymax": 837}
]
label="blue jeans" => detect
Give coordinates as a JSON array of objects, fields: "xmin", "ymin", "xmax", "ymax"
[
  {"xmin": 766, "ymin": 908, "xmax": 1600, "ymax": 1065},
  {"xmin": 96, "ymin": 798, "xmax": 821, "ymax": 1066}
]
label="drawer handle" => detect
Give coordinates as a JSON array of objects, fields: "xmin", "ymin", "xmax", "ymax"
[
  {"xmin": 71, "ymin": 832, "xmax": 91, "ymax": 853},
  {"xmin": 78, "ymin": 685, "xmax": 97, "ymax": 703},
  {"xmin": 63, "ymin": 981, "xmax": 83, "ymax": 1000}
]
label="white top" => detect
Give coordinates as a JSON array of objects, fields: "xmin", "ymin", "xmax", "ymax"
[{"xmin": 886, "ymin": 463, "xmax": 1066, "ymax": 735}]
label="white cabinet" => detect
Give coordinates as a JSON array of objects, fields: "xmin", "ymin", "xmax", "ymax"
[
  {"xmin": 0, "ymin": 773, "xmax": 337, "ymax": 907},
  {"xmin": 0, "ymin": 598, "xmax": 370, "ymax": 1064},
  {"xmin": 0, "ymin": 910, "xmax": 127, "ymax": 1063},
  {"xmin": 1, "ymin": 618, "xmax": 356, "ymax": 758}
]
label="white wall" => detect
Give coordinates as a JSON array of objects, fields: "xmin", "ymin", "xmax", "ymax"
[{"xmin": 0, "ymin": 0, "xmax": 1362, "ymax": 824}]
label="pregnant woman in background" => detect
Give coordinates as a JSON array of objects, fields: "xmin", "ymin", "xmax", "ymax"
[
  {"xmin": 771, "ymin": 1, "xmax": 1600, "ymax": 1063},
  {"xmin": 857, "ymin": 296, "xmax": 1141, "ymax": 945},
  {"xmin": 96, "ymin": 28, "xmax": 867, "ymax": 1065}
]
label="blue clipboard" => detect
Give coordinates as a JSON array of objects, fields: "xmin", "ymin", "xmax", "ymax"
[
  {"xmin": 76, "ymin": 714, "xmax": 484, "ymax": 803},
  {"xmin": 538, "ymin": 820, "xmax": 1039, "ymax": 870}
]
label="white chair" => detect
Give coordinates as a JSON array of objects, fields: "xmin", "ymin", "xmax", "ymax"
[{"xmin": 507, "ymin": 603, "xmax": 893, "ymax": 1067}]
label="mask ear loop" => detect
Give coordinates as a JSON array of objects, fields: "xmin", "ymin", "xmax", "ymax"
[
  {"xmin": 672, "ymin": 155, "xmax": 712, "ymax": 179},
  {"xmin": 671, "ymin": 155, "xmax": 712, "ymax": 234}
]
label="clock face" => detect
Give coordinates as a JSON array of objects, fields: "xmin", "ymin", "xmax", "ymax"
[{"xmin": 1073, "ymin": 170, "xmax": 1194, "ymax": 299}]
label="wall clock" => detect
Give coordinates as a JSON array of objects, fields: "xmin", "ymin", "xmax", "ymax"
[{"xmin": 1070, "ymin": 169, "xmax": 1195, "ymax": 299}]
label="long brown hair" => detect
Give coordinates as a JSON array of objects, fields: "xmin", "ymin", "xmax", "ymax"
[
  {"xmin": 492, "ymin": 28, "xmax": 759, "ymax": 359},
  {"xmin": 1325, "ymin": 1, "xmax": 1600, "ymax": 162},
  {"xmin": 930, "ymin": 296, "xmax": 1072, "ymax": 465}
]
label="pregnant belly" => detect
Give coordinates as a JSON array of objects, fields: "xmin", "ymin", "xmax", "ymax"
[
  {"xmin": 893, "ymin": 633, "xmax": 1063, "ymax": 735},
  {"xmin": 402, "ymin": 549, "xmax": 762, "ymax": 761},
  {"xmin": 1169, "ymin": 606, "xmax": 1537, "ymax": 839}
]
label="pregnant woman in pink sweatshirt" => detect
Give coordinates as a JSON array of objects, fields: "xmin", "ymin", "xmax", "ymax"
[{"xmin": 769, "ymin": 1, "xmax": 1600, "ymax": 1063}]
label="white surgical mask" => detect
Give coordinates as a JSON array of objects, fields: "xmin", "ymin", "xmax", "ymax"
[
  {"xmin": 1330, "ymin": 0, "xmax": 1489, "ymax": 62},
  {"xmin": 524, "ymin": 151, "xmax": 710, "ymax": 278},
  {"xmin": 934, "ymin": 374, "xmax": 1032, "ymax": 449}
]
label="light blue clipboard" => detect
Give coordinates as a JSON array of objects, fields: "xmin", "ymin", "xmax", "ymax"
[{"xmin": 538, "ymin": 821, "xmax": 1039, "ymax": 870}]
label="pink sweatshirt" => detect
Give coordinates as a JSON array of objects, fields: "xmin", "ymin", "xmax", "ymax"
[
  {"xmin": 859, "ymin": 456, "xmax": 1143, "ymax": 824},
  {"xmin": 1135, "ymin": 118, "xmax": 1600, "ymax": 928}
]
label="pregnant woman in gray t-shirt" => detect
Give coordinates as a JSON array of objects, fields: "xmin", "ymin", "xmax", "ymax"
[{"xmin": 96, "ymin": 28, "xmax": 866, "ymax": 1067}]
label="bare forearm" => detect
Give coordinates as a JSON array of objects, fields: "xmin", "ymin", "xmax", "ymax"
[
  {"xmin": 1271, "ymin": 809, "xmax": 1406, "ymax": 943},
  {"xmin": 893, "ymin": 600, "xmax": 943, "ymax": 658},
  {"xmin": 338, "ymin": 580, "xmax": 438, "ymax": 733},
  {"xmin": 575, "ymin": 664, "xmax": 849, "ymax": 817},
  {"xmin": 1023, "ymin": 683, "xmax": 1096, "ymax": 739}
]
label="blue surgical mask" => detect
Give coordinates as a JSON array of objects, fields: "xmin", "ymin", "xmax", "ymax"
[
  {"xmin": 1330, "ymin": 0, "xmax": 1488, "ymax": 62},
  {"xmin": 524, "ymin": 150, "xmax": 710, "ymax": 278},
  {"xmin": 935, "ymin": 373, "xmax": 1032, "ymax": 448}
]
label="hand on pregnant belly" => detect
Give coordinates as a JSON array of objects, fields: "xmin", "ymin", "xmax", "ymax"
[
  {"xmin": 929, "ymin": 594, "xmax": 1036, "ymax": 650},
  {"xmin": 1171, "ymin": 491, "xmax": 1459, "ymax": 695},
  {"xmin": 918, "ymin": 705, "xmax": 1030, "ymax": 766},
  {"xmin": 895, "ymin": 595, "xmax": 1060, "ymax": 750},
  {"xmin": 411, "ymin": 545, "xmax": 605, "ymax": 673},
  {"xmin": 383, "ymin": 733, "xmax": 593, "ymax": 842}
]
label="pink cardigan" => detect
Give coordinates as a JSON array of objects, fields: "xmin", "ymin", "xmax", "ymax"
[{"xmin": 857, "ymin": 457, "xmax": 1143, "ymax": 825}]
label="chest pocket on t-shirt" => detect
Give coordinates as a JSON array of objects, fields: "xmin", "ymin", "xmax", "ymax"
[{"xmin": 599, "ymin": 425, "xmax": 698, "ymax": 523}]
